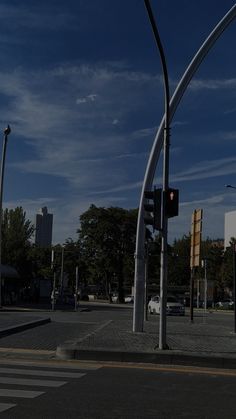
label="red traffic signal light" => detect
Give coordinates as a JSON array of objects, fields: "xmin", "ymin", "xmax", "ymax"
[{"xmin": 165, "ymin": 188, "xmax": 179, "ymax": 218}]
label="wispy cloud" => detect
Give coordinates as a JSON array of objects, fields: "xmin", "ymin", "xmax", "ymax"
[
  {"xmin": 189, "ymin": 78, "xmax": 236, "ymax": 91},
  {"xmin": 171, "ymin": 156, "xmax": 236, "ymax": 183},
  {"xmin": 1, "ymin": 60, "xmax": 236, "ymax": 242},
  {"xmin": 224, "ymin": 107, "xmax": 236, "ymax": 115},
  {"xmin": 0, "ymin": 64, "xmax": 164, "ymax": 194},
  {"xmin": 76, "ymin": 94, "xmax": 97, "ymax": 105},
  {"xmin": 0, "ymin": 4, "xmax": 77, "ymax": 32}
]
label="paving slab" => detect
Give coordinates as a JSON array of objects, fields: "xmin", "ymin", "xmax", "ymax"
[
  {"xmin": 56, "ymin": 310, "xmax": 236, "ymax": 368},
  {"xmin": 1, "ymin": 303, "xmax": 236, "ymax": 368},
  {"xmin": 0, "ymin": 311, "xmax": 51, "ymax": 337}
]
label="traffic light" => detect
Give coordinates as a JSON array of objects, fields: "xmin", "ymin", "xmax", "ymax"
[
  {"xmin": 165, "ymin": 188, "xmax": 179, "ymax": 218},
  {"xmin": 143, "ymin": 188, "xmax": 162, "ymax": 230}
]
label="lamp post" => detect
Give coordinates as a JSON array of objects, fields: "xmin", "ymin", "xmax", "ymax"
[
  {"xmin": 232, "ymin": 243, "xmax": 236, "ymax": 334},
  {"xmin": 201, "ymin": 258, "xmax": 208, "ymax": 314},
  {"xmin": 144, "ymin": 0, "xmax": 170, "ymax": 349},
  {"xmin": 225, "ymin": 184, "xmax": 236, "ymax": 190},
  {"xmin": 0, "ymin": 125, "xmax": 11, "ymax": 308}
]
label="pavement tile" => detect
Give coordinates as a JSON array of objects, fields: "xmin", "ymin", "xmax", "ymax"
[{"xmin": 2, "ymin": 305, "xmax": 236, "ymax": 367}]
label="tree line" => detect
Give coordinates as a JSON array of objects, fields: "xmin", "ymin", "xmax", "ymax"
[{"xmin": 2, "ymin": 205, "xmax": 234, "ymax": 303}]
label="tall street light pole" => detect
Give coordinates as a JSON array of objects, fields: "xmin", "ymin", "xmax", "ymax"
[
  {"xmin": 225, "ymin": 184, "xmax": 236, "ymax": 190},
  {"xmin": 0, "ymin": 125, "xmax": 11, "ymax": 308},
  {"xmin": 144, "ymin": 0, "xmax": 170, "ymax": 349}
]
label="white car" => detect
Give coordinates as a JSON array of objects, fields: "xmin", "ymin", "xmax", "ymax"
[
  {"xmin": 215, "ymin": 299, "xmax": 234, "ymax": 310},
  {"xmin": 148, "ymin": 295, "xmax": 185, "ymax": 316},
  {"xmin": 124, "ymin": 295, "xmax": 134, "ymax": 303}
]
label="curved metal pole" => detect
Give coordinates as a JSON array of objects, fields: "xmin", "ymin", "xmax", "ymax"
[{"xmin": 133, "ymin": 4, "xmax": 236, "ymax": 332}]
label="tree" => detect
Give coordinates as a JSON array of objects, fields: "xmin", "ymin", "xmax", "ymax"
[
  {"xmin": 78, "ymin": 205, "xmax": 137, "ymax": 302},
  {"xmin": 62, "ymin": 238, "xmax": 87, "ymax": 290},
  {"xmin": 2, "ymin": 207, "xmax": 34, "ymax": 278},
  {"xmin": 29, "ymin": 245, "xmax": 52, "ymax": 281},
  {"xmin": 200, "ymin": 238, "xmax": 224, "ymax": 299},
  {"xmin": 219, "ymin": 239, "xmax": 235, "ymax": 298},
  {"xmin": 168, "ymin": 234, "xmax": 191, "ymax": 287}
]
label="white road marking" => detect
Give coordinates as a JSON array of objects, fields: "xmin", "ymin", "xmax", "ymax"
[
  {"xmin": 0, "ymin": 389, "xmax": 44, "ymax": 398},
  {"xmin": 0, "ymin": 403, "xmax": 16, "ymax": 412},
  {"xmin": 0, "ymin": 359, "xmax": 101, "ymax": 370},
  {"xmin": 0, "ymin": 367, "xmax": 86, "ymax": 379},
  {"xmin": 0, "ymin": 377, "xmax": 66, "ymax": 387}
]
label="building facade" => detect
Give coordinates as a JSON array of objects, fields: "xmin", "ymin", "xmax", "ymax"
[{"xmin": 35, "ymin": 207, "xmax": 53, "ymax": 247}]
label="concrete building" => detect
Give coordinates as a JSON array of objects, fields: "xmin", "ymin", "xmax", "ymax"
[
  {"xmin": 224, "ymin": 210, "xmax": 236, "ymax": 249},
  {"xmin": 35, "ymin": 207, "xmax": 53, "ymax": 247}
]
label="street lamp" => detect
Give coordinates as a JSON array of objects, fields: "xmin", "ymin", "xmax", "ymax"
[
  {"xmin": 225, "ymin": 184, "xmax": 236, "ymax": 190},
  {"xmin": 143, "ymin": 0, "xmax": 170, "ymax": 349},
  {"xmin": 0, "ymin": 125, "xmax": 11, "ymax": 308}
]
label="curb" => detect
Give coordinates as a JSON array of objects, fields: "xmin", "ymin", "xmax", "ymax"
[
  {"xmin": 56, "ymin": 345, "xmax": 236, "ymax": 369},
  {"xmin": 0, "ymin": 317, "xmax": 51, "ymax": 338}
]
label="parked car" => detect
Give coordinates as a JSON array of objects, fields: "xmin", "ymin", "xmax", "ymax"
[
  {"xmin": 124, "ymin": 295, "xmax": 134, "ymax": 304},
  {"xmin": 148, "ymin": 295, "xmax": 185, "ymax": 316},
  {"xmin": 215, "ymin": 299, "xmax": 234, "ymax": 310},
  {"xmin": 112, "ymin": 294, "xmax": 118, "ymax": 303}
]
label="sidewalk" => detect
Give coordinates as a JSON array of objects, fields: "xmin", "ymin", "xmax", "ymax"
[
  {"xmin": 0, "ymin": 309, "xmax": 51, "ymax": 337},
  {"xmin": 56, "ymin": 309, "xmax": 236, "ymax": 369},
  {"xmin": 1, "ymin": 304, "xmax": 236, "ymax": 368}
]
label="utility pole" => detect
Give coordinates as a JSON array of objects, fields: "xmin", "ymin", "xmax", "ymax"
[
  {"xmin": 144, "ymin": 241, "xmax": 149, "ymax": 321},
  {"xmin": 0, "ymin": 125, "xmax": 11, "ymax": 308},
  {"xmin": 74, "ymin": 266, "xmax": 79, "ymax": 311},
  {"xmin": 60, "ymin": 247, "xmax": 64, "ymax": 298},
  {"xmin": 144, "ymin": 0, "xmax": 170, "ymax": 349},
  {"xmin": 51, "ymin": 248, "xmax": 56, "ymax": 311},
  {"xmin": 233, "ymin": 244, "xmax": 236, "ymax": 333}
]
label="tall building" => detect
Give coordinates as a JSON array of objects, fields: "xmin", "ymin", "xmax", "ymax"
[
  {"xmin": 224, "ymin": 210, "xmax": 236, "ymax": 249},
  {"xmin": 35, "ymin": 207, "xmax": 53, "ymax": 247}
]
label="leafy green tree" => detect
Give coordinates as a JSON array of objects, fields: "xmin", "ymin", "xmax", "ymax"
[
  {"xmin": 61, "ymin": 238, "xmax": 89, "ymax": 290},
  {"xmin": 29, "ymin": 245, "xmax": 52, "ymax": 281},
  {"xmin": 200, "ymin": 239, "xmax": 224, "ymax": 299},
  {"xmin": 168, "ymin": 234, "xmax": 191, "ymax": 287},
  {"xmin": 78, "ymin": 205, "xmax": 137, "ymax": 302},
  {"xmin": 219, "ymin": 239, "xmax": 235, "ymax": 298},
  {"xmin": 2, "ymin": 207, "xmax": 34, "ymax": 278}
]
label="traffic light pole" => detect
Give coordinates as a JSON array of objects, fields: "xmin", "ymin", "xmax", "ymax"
[
  {"xmin": 144, "ymin": 0, "xmax": 170, "ymax": 350},
  {"xmin": 133, "ymin": 4, "xmax": 236, "ymax": 334}
]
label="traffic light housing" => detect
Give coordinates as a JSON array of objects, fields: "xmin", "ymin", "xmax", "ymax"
[
  {"xmin": 165, "ymin": 188, "xmax": 179, "ymax": 218},
  {"xmin": 143, "ymin": 188, "xmax": 162, "ymax": 230}
]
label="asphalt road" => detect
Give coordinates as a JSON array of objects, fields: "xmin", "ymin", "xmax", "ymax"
[{"xmin": 0, "ymin": 358, "xmax": 234, "ymax": 418}]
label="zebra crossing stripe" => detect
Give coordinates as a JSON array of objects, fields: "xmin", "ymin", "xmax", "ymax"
[
  {"xmin": 0, "ymin": 389, "xmax": 44, "ymax": 398},
  {"xmin": 0, "ymin": 377, "xmax": 67, "ymax": 387},
  {"xmin": 0, "ymin": 403, "xmax": 16, "ymax": 412},
  {"xmin": 0, "ymin": 367, "xmax": 86, "ymax": 379},
  {"xmin": 0, "ymin": 359, "xmax": 101, "ymax": 370}
]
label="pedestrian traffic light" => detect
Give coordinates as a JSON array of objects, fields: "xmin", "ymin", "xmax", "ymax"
[
  {"xmin": 165, "ymin": 188, "xmax": 179, "ymax": 218},
  {"xmin": 143, "ymin": 188, "xmax": 162, "ymax": 230}
]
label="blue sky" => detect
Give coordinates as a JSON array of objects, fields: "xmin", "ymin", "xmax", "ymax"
[{"xmin": 1, "ymin": 0, "xmax": 236, "ymax": 244}]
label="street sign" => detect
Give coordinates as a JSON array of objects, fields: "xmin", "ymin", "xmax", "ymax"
[{"xmin": 190, "ymin": 209, "xmax": 203, "ymax": 268}]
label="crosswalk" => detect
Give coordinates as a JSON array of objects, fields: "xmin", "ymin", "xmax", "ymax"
[{"xmin": 0, "ymin": 360, "xmax": 100, "ymax": 414}]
